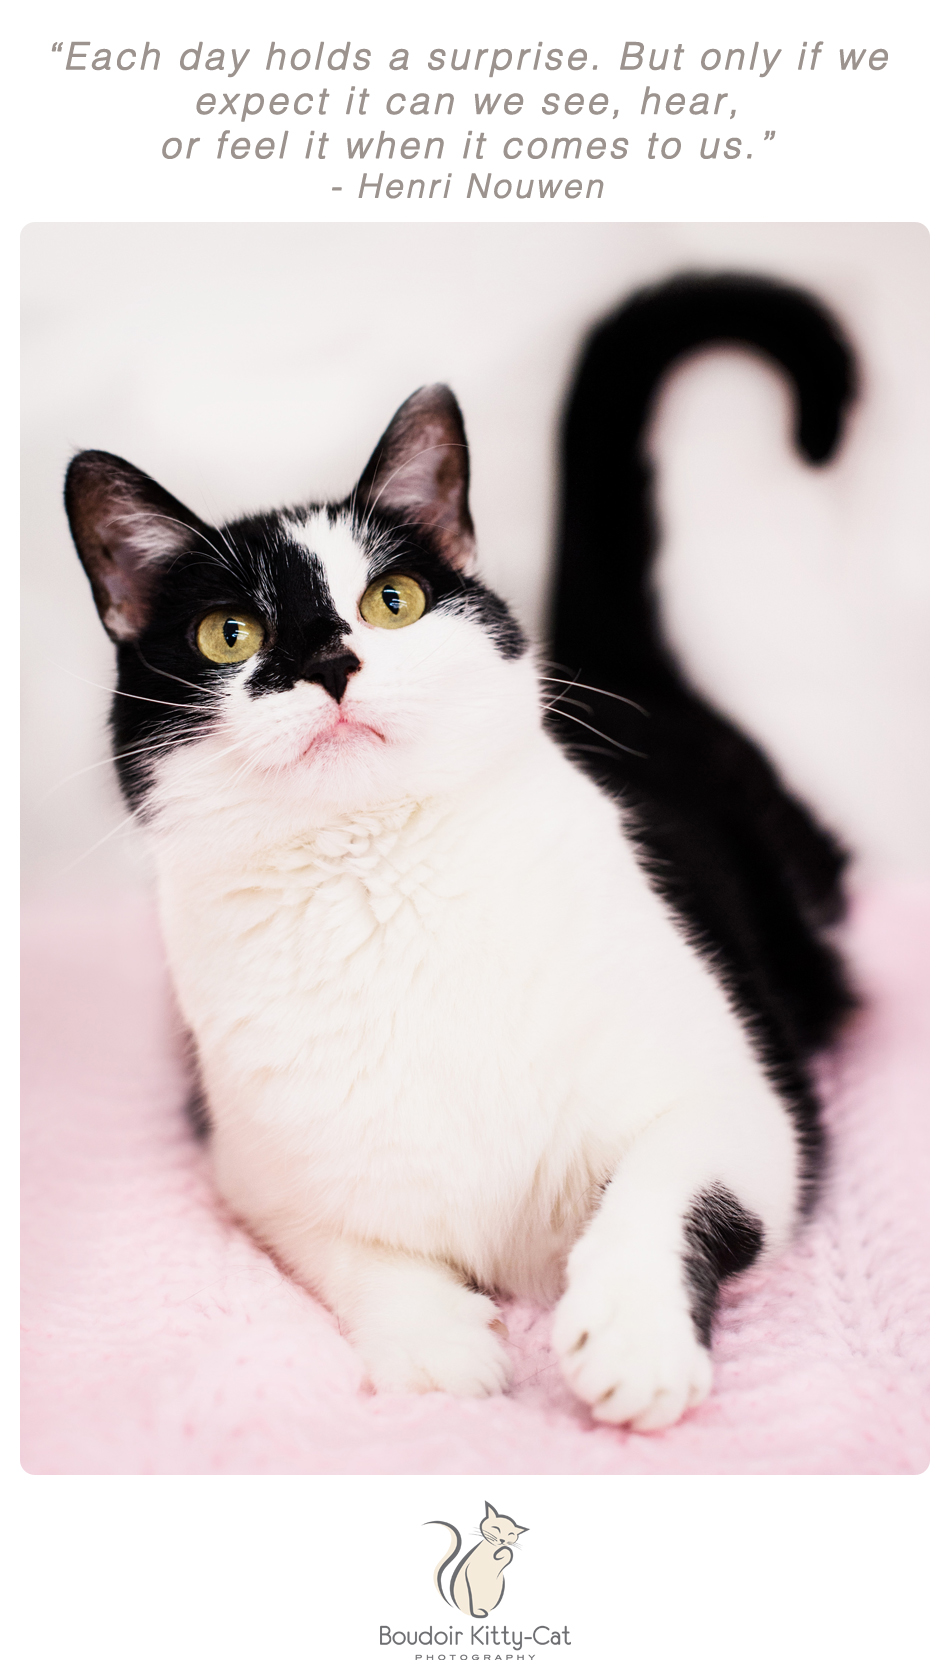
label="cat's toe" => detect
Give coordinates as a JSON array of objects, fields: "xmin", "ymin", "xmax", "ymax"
[
  {"xmin": 352, "ymin": 1279, "xmax": 512, "ymax": 1399},
  {"xmin": 552, "ymin": 1283, "xmax": 712, "ymax": 1431},
  {"xmin": 590, "ymin": 1342, "xmax": 712, "ymax": 1430}
]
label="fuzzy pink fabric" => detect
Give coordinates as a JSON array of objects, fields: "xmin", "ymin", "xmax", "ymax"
[{"xmin": 21, "ymin": 882, "xmax": 928, "ymax": 1474}]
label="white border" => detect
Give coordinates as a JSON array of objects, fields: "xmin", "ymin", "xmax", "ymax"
[{"xmin": 10, "ymin": 3, "xmax": 942, "ymax": 1676}]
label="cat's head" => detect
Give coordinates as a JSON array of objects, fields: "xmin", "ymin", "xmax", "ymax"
[
  {"xmin": 480, "ymin": 1502, "xmax": 528, "ymax": 1547},
  {"xmin": 65, "ymin": 387, "xmax": 536, "ymax": 838}
]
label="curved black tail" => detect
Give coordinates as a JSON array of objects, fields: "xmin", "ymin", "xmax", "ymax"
[
  {"xmin": 546, "ymin": 275, "xmax": 857, "ymax": 1155},
  {"xmin": 550, "ymin": 272, "xmax": 856, "ymax": 690}
]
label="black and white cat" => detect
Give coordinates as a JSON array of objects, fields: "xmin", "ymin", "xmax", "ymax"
[{"xmin": 65, "ymin": 274, "xmax": 854, "ymax": 1431}]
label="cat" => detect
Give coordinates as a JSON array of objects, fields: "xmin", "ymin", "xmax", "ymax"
[
  {"xmin": 64, "ymin": 273, "xmax": 854, "ymax": 1431},
  {"xmin": 428, "ymin": 1503, "xmax": 527, "ymax": 1618}
]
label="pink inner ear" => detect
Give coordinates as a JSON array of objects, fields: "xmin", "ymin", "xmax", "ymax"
[
  {"xmin": 357, "ymin": 385, "xmax": 476, "ymax": 569},
  {"xmin": 372, "ymin": 419, "xmax": 457, "ymax": 512},
  {"xmin": 91, "ymin": 507, "xmax": 192, "ymax": 640},
  {"xmin": 66, "ymin": 450, "xmax": 205, "ymax": 644},
  {"xmin": 100, "ymin": 504, "xmax": 191, "ymax": 569}
]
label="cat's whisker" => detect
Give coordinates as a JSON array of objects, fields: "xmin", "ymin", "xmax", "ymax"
[
  {"xmin": 397, "ymin": 619, "xmax": 465, "ymax": 677},
  {"xmin": 158, "ymin": 515, "xmax": 255, "ymax": 584},
  {"xmin": 539, "ymin": 670, "xmax": 598, "ymax": 711},
  {"xmin": 36, "ymin": 729, "xmax": 212, "ymax": 801},
  {"xmin": 363, "ymin": 516, "xmax": 441, "ymax": 556},
  {"xmin": 364, "ymin": 439, "xmax": 468, "ymax": 526},
  {"xmin": 209, "ymin": 756, "xmax": 265, "ymax": 801},
  {"xmin": 562, "ymin": 742, "xmax": 630, "ymax": 762},
  {"xmin": 540, "ymin": 689, "xmax": 595, "ymax": 717},
  {"xmin": 58, "ymin": 668, "xmax": 212, "ymax": 714},
  {"xmin": 539, "ymin": 674, "xmax": 650, "ymax": 718},
  {"xmin": 52, "ymin": 809, "xmax": 140, "ymax": 878},
  {"xmin": 216, "ymin": 524, "xmax": 247, "ymax": 570},
  {"xmin": 159, "ymin": 737, "xmax": 261, "ymax": 798},
  {"xmin": 171, "ymin": 552, "xmax": 254, "ymax": 594},
  {"xmin": 164, "ymin": 516, "xmax": 282, "ymax": 624},
  {"xmin": 212, "ymin": 730, "xmax": 304, "ymax": 801},
  {"xmin": 134, "ymin": 648, "xmax": 216, "ymax": 697},
  {"xmin": 544, "ymin": 706, "xmax": 648, "ymax": 758}
]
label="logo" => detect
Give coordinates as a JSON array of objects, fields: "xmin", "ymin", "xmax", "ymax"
[{"xmin": 426, "ymin": 1501, "xmax": 528, "ymax": 1619}]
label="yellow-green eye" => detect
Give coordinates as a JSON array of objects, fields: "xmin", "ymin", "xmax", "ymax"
[
  {"xmin": 359, "ymin": 573, "xmax": 427, "ymax": 630},
  {"xmin": 196, "ymin": 610, "xmax": 265, "ymax": 665}
]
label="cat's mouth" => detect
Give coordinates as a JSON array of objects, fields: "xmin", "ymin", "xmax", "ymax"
[{"xmin": 298, "ymin": 711, "xmax": 387, "ymax": 760}]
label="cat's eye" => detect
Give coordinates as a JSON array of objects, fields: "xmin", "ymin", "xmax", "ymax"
[
  {"xmin": 196, "ymin": 610, "xmax": 265, "ymax": 665},
  {"xmin": 359, "ymin": 573, "xmax": 427, "ymax": 630}
]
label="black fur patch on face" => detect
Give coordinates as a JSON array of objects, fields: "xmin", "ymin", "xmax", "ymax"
[
  {"xmin": 682, "ymin": 1183, "xmax": 765, "ymax": 1347},
  {"xmin": 109, "ymin": 510, "xmax": 352, "ymax": 808},
  {"xmin": 353, "ymin": 501, "xmax": 527, "ymax": 661},
  {"xmin": 107, "ymin": 501, "xmax": 526, "ymax": 811}
]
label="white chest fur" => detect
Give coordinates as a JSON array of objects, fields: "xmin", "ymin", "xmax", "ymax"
[{"xmin": 152, "ymin": 732, "xmax": 776, "ymax": 1299}]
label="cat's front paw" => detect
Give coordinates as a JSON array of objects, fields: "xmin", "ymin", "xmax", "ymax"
[
  {"xmin": 552, "ymin": 1273, "xmax": 712, "ymax": 1431},
  {"xmin": 351, "ymin": 1274, "xmax": 512, "ymax": 1399}
]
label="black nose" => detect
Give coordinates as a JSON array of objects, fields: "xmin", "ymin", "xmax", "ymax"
[{"xmin": 301, "ymin": 648, "xmax": 361, "ymax": 703}]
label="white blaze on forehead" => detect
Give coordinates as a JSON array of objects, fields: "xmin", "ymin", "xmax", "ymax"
[{"xmin": 286, "ymin": 510, "xmax": 374, "ymax": 627}]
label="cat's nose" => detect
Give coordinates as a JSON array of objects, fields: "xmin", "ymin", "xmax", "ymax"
[{"xmin": 300, "ymin": 647, "xmax": 361, "ymax": 702}]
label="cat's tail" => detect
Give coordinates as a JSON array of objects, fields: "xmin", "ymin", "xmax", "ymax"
[
  {"xmin": 548, "ymin": 271, "xmax": 856, "ymax": 694},
  {"xmin": 426, "ymin": 1522, "xmax": 462, "ymax": 1607},
  {"xmin": 545, "ymin": 273, "xmax": 858, "ymax": 1056}
]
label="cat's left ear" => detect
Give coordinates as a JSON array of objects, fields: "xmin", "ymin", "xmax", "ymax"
[
  {"xmin": 484, "ymin": 1503, "xmax": 499, "ymax": 1520},
  {"xmin": 355, "ymin": 385, "xmax": 475, "ymax": 569}
]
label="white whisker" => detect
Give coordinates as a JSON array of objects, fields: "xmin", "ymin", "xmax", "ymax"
[
  {"xmin": 134, "ymin": 647, "xmax": 217, "ymax": 696},
  {"xmin": 541, "ymin": 685, "xmax": 594, "ymax": 716},
  {"xmin": 544, "ymin": 706, "xmax": 647, "ymax": 759},
  {"xmin": 58, "ymin": 667, "xmax": 213, "ymax": 713},
  {"xmin": 36, "ymin": 728, "xmax": 210, "ymax": 802},
  {"xmin": 157, "ymin": 514, "xmax": 251, "ymax": 582},
  {"xmin": 365, "ymin": 440, "xmax": 468, "ymax": 525},
  {"xmin": 539, "ymin": 674, "xmax": 649, "ymax": 717},
  {"xmin": 53, "ymin": 810, "xmax": 140, "ymax": 878}
]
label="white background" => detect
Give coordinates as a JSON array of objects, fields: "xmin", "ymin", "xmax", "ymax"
[{"xmin": 9, "ymin": 3, "xmax": 944, "ymax": 1678}]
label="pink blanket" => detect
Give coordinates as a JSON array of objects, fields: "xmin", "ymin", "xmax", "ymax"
[{"xmin": 21, "ymin": 883, "xmax": 928, "ymax": 1474}]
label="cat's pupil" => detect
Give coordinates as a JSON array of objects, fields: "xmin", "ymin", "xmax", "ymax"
[
  {"xmin": 381, "ymin": 585, "xmax": 402, "ymax": 616},
  {"xmin": 222, "ymin": 617, "xmax": 241, "ymax": 648}
]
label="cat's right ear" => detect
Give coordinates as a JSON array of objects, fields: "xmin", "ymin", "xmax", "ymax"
[
  {"xmin": 65, "ymin": 451, "xmax": 208, "ymax": 642},
  {"xmin": 354, "ymin": 385, "xmax": 476, "ymax": 570}
]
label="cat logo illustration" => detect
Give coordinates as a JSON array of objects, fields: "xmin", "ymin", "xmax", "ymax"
[{"xmin": 427, "ymin": 1502, "xmax": 528, "ymax": 1619}]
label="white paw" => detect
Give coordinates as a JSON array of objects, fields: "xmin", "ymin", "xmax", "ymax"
[
  {"xmin": 552, "ymin": 1272, "xmax": 712, "ymax": 1431},
  {"xmin": 351, "ymin": 1275, "xmax": 512, "ymax": 1399}
]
